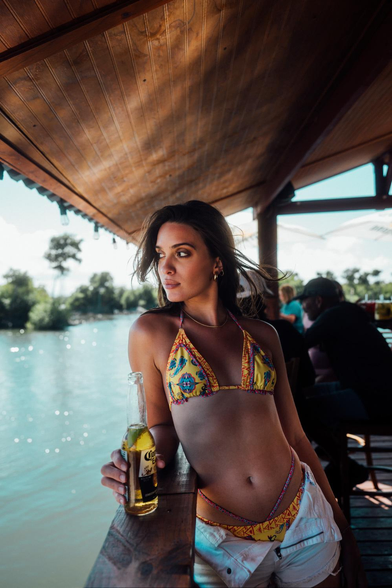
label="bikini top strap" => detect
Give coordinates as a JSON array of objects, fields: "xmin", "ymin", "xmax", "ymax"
[
  {"xmin": 179, "ymin": 308, "xmax": 184, "ymax": 328},
  {"xmin": 227, "ymin": 310, "xmax": 244, "ymax": 331}
]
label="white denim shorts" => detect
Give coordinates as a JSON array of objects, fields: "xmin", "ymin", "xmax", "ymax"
[
  {"xmin": 194, "ymin": 541, "xmax": 341, "ymax": 588},
  {"xmin": 194, "ymin": 462, "xmax": 342, "ymax": 588}
]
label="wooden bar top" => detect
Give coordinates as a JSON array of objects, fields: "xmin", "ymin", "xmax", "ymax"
[{"xmin": 86, "ymin": 446, "xmax": 197, "ymax": 588}]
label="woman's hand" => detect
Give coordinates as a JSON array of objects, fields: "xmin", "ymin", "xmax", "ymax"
[
  {"xmin": 340, "ymin": 527, "xmax": 368, "ymax": 587},
  {"xmin": 100, "ymin": 448, "xmax": 166, "ymax": 505},
  {"xmin": 100, "ymin": 449, "xmax": 129, "ymax": 506}
]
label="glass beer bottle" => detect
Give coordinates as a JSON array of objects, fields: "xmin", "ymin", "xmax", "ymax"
[{"xmin": 121, "ymin": 371, "xmax": 158, "ymax": 515}]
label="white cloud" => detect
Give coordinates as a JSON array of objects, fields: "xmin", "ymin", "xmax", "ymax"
[
  {"xmin": 0, "ymin": 215, "xmax": 138, "ymax": 295},
  {"xmin": 2, "ymin": 204, "xmax": 391, "ymax": 297}
]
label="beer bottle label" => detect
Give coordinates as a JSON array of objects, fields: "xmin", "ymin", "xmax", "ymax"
[{"xmin": 138, "ymin": 448, "xmax": 157, "ymax": 502}]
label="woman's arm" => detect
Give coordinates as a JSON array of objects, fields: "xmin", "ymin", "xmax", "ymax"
[
  {"xmin": 254, "ymin": 322, "xmax": 367, "ymax": 588},
  {"xmin": 279, "ymin": 312, "xmax": 296, "ymax": 324},
  {"xmin": 101, "ymin": 315, "xmax": 179, "ymax": 505},
  {"xmin": 128, "ymin": 314, "xmax": 179, "ymax": 466}
]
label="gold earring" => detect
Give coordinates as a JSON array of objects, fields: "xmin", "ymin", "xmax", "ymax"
[
  {"xmin": 213, "ymin": 274, "xmax": 218, "ymax": 281},
  {"xmin": 219, "ymin": 269, "xmax": 224, "ymax": 277}
]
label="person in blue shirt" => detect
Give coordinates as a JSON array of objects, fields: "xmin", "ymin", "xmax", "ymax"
[{"xmin": 279, "ymin": 285, "xmax": 304, "ymax": 333}]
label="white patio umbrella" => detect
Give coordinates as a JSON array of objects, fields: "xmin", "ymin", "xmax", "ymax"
[
  {"xmin": 231, "ymin": 221, "xmax": 324, "ymax": 246},
  {"xmin": 323, "ymin": 210, "xmax": 392, "ymax": 242}
]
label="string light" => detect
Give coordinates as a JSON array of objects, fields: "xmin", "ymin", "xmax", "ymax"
[
  {"xmin": 58, "ymin": 201, "xmax": 69, "ymax": 226},
  {"xmin": 112, "ymin": 236, "xmax": 118, "ymax": 250},
  {"xmin": 93, "ymin": 222, "xmax": 99, "ymax": 240}
]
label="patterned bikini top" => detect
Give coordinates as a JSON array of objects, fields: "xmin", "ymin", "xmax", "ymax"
[{"xmin": 166, "ymin": 310, "xmax": 276, "ymax": 408}]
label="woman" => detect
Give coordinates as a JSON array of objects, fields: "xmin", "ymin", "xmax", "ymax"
[
  {"xmin": 101, "ymin": 201, "xmax": 366, "ymax": 588},
  {"xmin": 279, "ymin": 285, "xmax": 304, "ymax": 334}
]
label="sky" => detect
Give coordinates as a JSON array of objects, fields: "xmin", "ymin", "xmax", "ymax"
[{"xmin": 0, "ymin": 162, "xmax": 391, "ymax": 295}]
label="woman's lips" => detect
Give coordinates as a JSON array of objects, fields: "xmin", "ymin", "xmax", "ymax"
[{"xmin": 164, "ymin": 282, "xmax": 180, "ymax": 289}]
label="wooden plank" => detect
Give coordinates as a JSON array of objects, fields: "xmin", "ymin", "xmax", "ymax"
[
  {"xmin": 86, "ymin": 445, "xmax": 197, "ymax": 588},
  {"xmin": 351, "ymin": 508, "xmax": 392, "ymax": 518},
  {"xmin": 0, "ymin": 0, "xmax": 173, "ymax": 78},
  {"xmin": 0, "ymin": 136, "xmax": 131, "ymax": 240},
  {"xmin": 353, "ymin": 529, "xmax": 392, "ymax": 541},
  {"xmin": 351, "ymin": 497, "xmax": 392, "ymax": 507},
  {"xmin": 366, "ymin": 571, "xmax": 392, "ymax": 587},
  {"xmin": 85, "ymin": 494, "xmax": 195, "ymax": 587},
  {"xmin": 355, "ymin": 543, "xmax": 392, "ymax": 556},
  {"xmin": 362, "ymin": 555, "xmax": 392, "ymax": 570},
  {"xmin": 254, "ymin": 2, "xmax": 392, "ymax": 214},
  {"xmin": 350, "ymin": 518, "xmax": 392, "ymax": 528}
]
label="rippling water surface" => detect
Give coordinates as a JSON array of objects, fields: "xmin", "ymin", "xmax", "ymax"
[{"xmin": 0, "ymin": 314, "xmax": 138, "ymax": 588}]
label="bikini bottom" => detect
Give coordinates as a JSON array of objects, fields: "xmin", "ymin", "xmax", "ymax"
[{"xmin": 196, "ymin": 470, "xmax": 305, "ymax": 542}]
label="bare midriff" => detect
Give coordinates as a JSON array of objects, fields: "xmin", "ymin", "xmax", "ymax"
[{"xmin": 172, "ymin": 390, "xmax": 303, "ymax": 526}]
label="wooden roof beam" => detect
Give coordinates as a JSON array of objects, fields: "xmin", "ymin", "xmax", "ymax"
[
  {"xmin": 278, "ymin": 196, "xmax": 392, "ymax": 215},
  {"xmin": 255, "ymin": 3, "xmax": 392, "ymax": 215},
  {"xmin": 0, "ymin": 0, "xmax": 171, "ymax": 78},
  {"xmin": 0, "ymin": 136, "xmax": 131, "ymax": 240}
]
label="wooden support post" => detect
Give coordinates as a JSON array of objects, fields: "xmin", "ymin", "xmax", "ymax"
[
  {"xmin": 373, "ymin": 158, "xmax": 385, "ymax": 196},
  {"xmin": 373, "ymin": 154, "xmax": 392, "ymax": 200},
  {"xmin": 256, "ymin": 205, "xmax": 279, "ymax": 320}
]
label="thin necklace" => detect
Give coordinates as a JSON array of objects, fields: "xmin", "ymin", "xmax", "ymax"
[{"xmin": 182, "ymin": 308, "xmax": 229, "ymax": 328}]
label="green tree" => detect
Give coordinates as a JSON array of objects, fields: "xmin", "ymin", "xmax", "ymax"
[
  {"xmin": 66, "ymin": 285, "xmax": 93, "ymax": 313},
  {"xmin": 44, "ymin": 234, "xmax": 83, "ymax": 296},
  {"xmin": 341, "ymin": 268, "xmax": 390, "ymax": 301},
  {"xmin": 0, "ymin": 269, "xmax": 41, "ymax": 328},
  {"xmin": 90, "ymin": 272, "xmax": 117, "ymax": 313},
  {"xmin": 121, "ymin": 284, "xmax": 158, "ymax": 310},
  {"xmin": 27, "ymin": 299, "xmax": 70, "ymax": 331},
  {"xmin": 316, "ymin": 270, "xmax": 337, "ymax": 281},
  {"xmin": 67, "ymin": 272, "xmax": 120, "ymax": 314}
]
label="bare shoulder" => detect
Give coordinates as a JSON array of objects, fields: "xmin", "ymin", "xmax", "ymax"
[
  {"xmin": 129, "ymin": 310, "xmax": 178, "ymax": 342},
  {"xmin": 237, "ymin": 316, "xmax": 280, "ymax": 350},
  {"xmin": 238, "ymin": 315, "xmax": 278, "ymax": 337}
]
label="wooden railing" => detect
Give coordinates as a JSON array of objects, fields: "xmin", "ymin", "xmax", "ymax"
[{"xmin": 86, "ymin": 446, "xmax": 197, "ymax": 588}]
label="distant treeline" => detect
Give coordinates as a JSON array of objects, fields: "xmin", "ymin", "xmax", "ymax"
[
  {"xmin": 1, "ymin": 267, "xmax": 391, "ymax": 332},
  {"xmin": 0, "ymin": 269, "xmax": 158, "ymax": 331},
  {"xmin": 283, "ymin": 268, "xmax": 392, "ymax": 302}
]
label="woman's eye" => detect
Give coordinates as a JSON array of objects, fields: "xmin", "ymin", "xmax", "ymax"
[{"xmin": 177, "ymin": 250, "xmax": 189, "ymax": 258}]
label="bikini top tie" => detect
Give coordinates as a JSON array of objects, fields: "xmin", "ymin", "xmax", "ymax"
[{"xmin": 166, "ymin": 310, "xmax": 276, "ymax": 408}]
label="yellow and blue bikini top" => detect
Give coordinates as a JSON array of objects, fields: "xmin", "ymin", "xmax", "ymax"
[{"xmin": 166, "ymin": 309, "xmax": 277, "ymax": 408}]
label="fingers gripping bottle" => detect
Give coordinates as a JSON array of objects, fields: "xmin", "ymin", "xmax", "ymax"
[{"xmin": 121, "ymin": 372, "xmax": 158, "ymax": 515}]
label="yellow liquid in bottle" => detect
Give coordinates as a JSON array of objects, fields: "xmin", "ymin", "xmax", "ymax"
[{"xmin": 122, "ymin": 424, "xmax": 158, "ymax": 516}]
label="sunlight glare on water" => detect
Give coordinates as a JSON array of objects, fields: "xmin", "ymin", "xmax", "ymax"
[{"xmin": 0, "ymin": 314, "xmax": 139, "ymax": 588}]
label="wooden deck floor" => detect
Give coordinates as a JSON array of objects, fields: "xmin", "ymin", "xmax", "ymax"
[{"xmin": 346, "ymin": 436, "xmax": 392, "ymax": 587}]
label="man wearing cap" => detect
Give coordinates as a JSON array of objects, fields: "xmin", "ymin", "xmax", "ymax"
[{"xmin": 295, "ymin": 277, "xmax": 392, "ymax": 493}]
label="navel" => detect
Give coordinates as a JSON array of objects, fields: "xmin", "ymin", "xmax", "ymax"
[{"xmin": 246, "ymin": 476, "xmax": 254, "ymax": 485}]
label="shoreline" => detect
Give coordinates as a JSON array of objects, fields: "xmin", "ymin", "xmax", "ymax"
[{"xmin": 68, "ymin": 309, "xmax": 142, "ymax": 326}]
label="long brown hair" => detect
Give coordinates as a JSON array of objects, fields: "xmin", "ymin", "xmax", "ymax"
[{"xmin": 133, "ymin": 200, "xmax": 278, "ymax": 315}]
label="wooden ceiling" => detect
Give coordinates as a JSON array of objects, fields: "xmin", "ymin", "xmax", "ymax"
[{"xmin": 1, "ymin": 0, "xmax": 392, "ymax": 242}]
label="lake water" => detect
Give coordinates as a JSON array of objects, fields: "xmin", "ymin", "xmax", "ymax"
[{"xmin": 0, "ymin": 314, "xmax": 139, "ymax": 588}]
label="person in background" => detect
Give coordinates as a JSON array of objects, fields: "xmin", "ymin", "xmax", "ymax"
[
  {"xmin": 279, "ymin": 285, "xmax": 304, "ymax": 334},
  {"xmin": 295, "ymin": 277, "xmax": 392, "ymax": 494},
  {"xmin": 302, "ymin": 280, "xmax": 345, "ymax": 383}
]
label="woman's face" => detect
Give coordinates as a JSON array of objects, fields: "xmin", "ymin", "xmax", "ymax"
[{"xmin": 156, "ymin": 222, "xmax": 219, "ymax": 303}]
